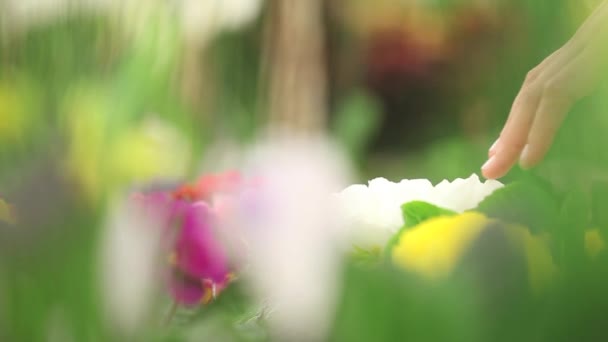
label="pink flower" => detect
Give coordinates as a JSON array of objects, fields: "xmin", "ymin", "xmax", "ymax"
[
  {"xmin": 132, "ymin": 190, "xmax": 233, "ymax": 306},
  {"xmin": 126, "ymin": 170, "xmax": 262, "ymax": 307},
  {"xmin": 169, "ymin": 202, "xmax": 231, "ymax": 306}
]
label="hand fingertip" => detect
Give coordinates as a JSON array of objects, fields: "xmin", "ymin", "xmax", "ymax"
[
  {"xmin": 489, "ymin": 138, "xmax": 500, "ymax": 151},
  {"xmin": 488, "ymin": 139, "xmax": 500, "ymax": 157},
  {"xmin": 481, "ymin": 156, "xmax": 498, "ymax": 179}
]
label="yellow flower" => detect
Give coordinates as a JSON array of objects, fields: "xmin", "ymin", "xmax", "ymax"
[
  {"xmin": 0, "ymin": 77, "xmax": 39, "ymax": 145},
  {"xmin": 391, "ymin": 212, "xmax": 556, "ymax": 293},
  {"xmin": 61, "ymin": 85, "xmax": 190, "ymax": 202},
  {"xmin": 63, "ymin": 95, "xmax": 107, "ymax": 201},
  {"xmin": 109, "ymin": 117, "xmax": 190, "ymax": 185},
  {"xmin": 0, "ymin": 198, "xmax": 16, "ymax": 225},
  {"xmin": 585, "ymin": 229, "xmax": 605, "ymax": 259}
]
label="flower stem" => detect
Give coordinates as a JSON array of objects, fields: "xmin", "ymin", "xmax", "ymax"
[{"xmin": 164, "ymin": 301, "xmax": 178, "ymax": 326}]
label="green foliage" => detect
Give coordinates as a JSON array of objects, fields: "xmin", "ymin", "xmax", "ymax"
[
  {"xmin": 555, "ymin": 188, "xmax": 588, "ymax": 268},
  {"xmin": 163, "ymin": 284, "xmax": 269, "ymax": 342},
  {"xmin": 2, "ymin": 1, "xmax": 608, "ymax": 341},
  {"xmin": 379, "ymin": 138, "xmax": 489, "ymax": 185},
  {"xmin": 0, "ymin": 199, "xmax": 105, "ymax": 341},
  {"xmin": 476, "ymin": 179, "xmax": 559, "ymax": 234},
  {"xmin": 210, "ymin": 30, "xmax": 263, "ymax": 142},
  {"xmin": 541, "ymin": 262, "xmax": 608, "ymax": 342},
  {"xmin": 591, "ymin": 181, "xmax": 608, "ymax": 229},
  {"xmin": 351, "ymin": 245, "xmax": 383, "ymax": 267},
  {"xmin": 333, "ymin": 90, "xmax": 382, "ymax": 163},
  {"xmin": 330, "ymin": 262, "xmax": 479, "ymax": 342},
  {"xmin": 401, "ymin": 201, "xmax": 457, "ymax": 229}
]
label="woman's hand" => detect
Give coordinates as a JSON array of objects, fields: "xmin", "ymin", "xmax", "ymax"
[{"xmin": 481, "ymin": 1, "xmax": 608, "ymax": 179}]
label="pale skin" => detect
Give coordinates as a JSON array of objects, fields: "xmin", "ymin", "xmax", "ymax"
[{"xmin": 481, "ymin": 0, "xmax": 608, "ymax": 179}]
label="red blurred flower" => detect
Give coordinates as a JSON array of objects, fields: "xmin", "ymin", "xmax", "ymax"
[{"xmin": 173, "ymin": 171, "xmax": 243, "ymax": 202}]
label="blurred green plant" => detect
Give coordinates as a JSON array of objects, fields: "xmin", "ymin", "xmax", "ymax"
[
  {"xmin": 332, "ymin": 90, "xmax": 382, "ymax": 164},
  {"xmin": 1, "ymin": 1, "xmax": 608, "ymax": 342},
  {"xmin": 330, "ymin": 263, "xmax": 479, "ymax": 342}
]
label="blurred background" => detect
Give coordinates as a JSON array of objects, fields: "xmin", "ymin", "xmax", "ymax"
[{"xmin": 1, "ymin": 0, "xmax": 608, "ymax": 340}]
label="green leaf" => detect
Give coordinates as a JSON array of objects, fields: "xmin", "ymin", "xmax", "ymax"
[
  {"xmin": 332, "ymin": 90, "xmax": 381, "ymax": 162},
  {"xmin": 329, "ymin": 262, "xmax": 479, "ymax": 342},
  {"xmin": 475, "ymin": 180, "xmax": 559, "ymax": 234},
  {"xmin": 351, "ymin": 245, "xmax": 383, "ymax": 267},
  {"xmin": 401, "ymin": 201, "xmax": 457, "ymax": 228},
  {"xmin": 591, "ymin": 181, "xmax": 608, "ymax": 229},
  {"xmin": 556, "ymin": 188, "xmax": 589, "ymax": 268},
  {"xmin": 384, "ymin": 201, "xmax": 456, "ymax": 259}
]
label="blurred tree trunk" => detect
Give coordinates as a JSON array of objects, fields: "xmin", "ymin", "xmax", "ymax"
[
  {"xmin": 180, "ymin": 41, "xmax": 215, "ymax": 126},
  {"xmin": 262, "ymin": 0, "xmax": 328, "ymax": 134}
]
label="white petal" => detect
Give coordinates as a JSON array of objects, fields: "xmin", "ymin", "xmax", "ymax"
[
  {"xmin": 99, "ymin": 196, "xmax": 163, "ymax": 336},
  {"xmin": 335, "ymin": 174, "xmax": 503, "ymax": 249},
  {"xmin": 235, "ymin": 134, "xmax": 353, "ymax": 341}
]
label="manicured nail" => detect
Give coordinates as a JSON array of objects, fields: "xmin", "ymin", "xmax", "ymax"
[
  {"xmin": 489, "ymin": 139, "xmax": 499, "ymax": 151},
  {"xmin": 519, "ymin": 145, "xmax": 532, "ymax": 169},
  {"xmin": 481, "ymin": 155, "xmax": 496, "ymax": 173},
  {"xmin": 488, "ymin": 139, "xmax": 499, "ymax": 157}
]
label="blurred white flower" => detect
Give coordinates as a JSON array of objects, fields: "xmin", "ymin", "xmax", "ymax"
[
  {"xmin": 99, "ymin": 195, "xmax": 163, "ymax": 336},
  {"xmin": 1, "ymin": 0, "xmax": 263, "ymax": 45},
  {"xmin": 1, "ymin": 0, "xmax": 69, "ymax": 30},
  {"xmin": 176, "ymin": 0, "xmax": 263, "ymax": 44},
  {"xmin": 335, "ymin": 174, "xmax": 503, "ymax": 249},
  {"xmin": 229, "ymin": 133, "xmax": 352, "ymax": 341},
  {"xmin": 0, "ymin": 0, "xmax": 122, "ymax": 32}
]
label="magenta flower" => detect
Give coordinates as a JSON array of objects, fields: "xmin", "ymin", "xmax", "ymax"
[
  {"xmin": 132, "ymin": 190, "xmax": 232, "ymax": 306},
  {"xmin": 169, "ymin": 202, "xmax": 231, "ymax": 306}
]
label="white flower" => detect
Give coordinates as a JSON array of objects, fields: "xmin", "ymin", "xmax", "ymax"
[
  {"xmin": 178, "ymin": 0, "xmax": 263, "ymax": 44},
  {"xmin": 98, "ymin": 196, "xmax": 163, "ymax": 336},
  {"xmin": 335, "ymin": 174, "xmax": 503, "ymax": 248},
  {"xmin": 431, "ymin": 174, "xmax": 504, "ymax": 212},
  {"xmin": 1, "ymin": 0, "xmax": 263, "ymax": 45},
  {"xmin": 226, "ymin": 133, "xmax": 353, "ymax": 341}
]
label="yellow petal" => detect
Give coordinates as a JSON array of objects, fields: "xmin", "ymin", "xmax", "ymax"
[
  {"xmin": 391, "ymin": 212, "xmax": 556, "ymax": 293},
  {"xmin": 391, "ymin": 212, "xmax": 489, "ymax": 279},
  {"xmin": 585, "ymin": 229, "xmax": 605, "ymax": 259},
  {"xmin": 503, "ymin": 225, "xmax": 557, "ymax": 293},
  {"xmin": 0, "ymin": 198, "xmax": 16, "ymax": 225}
]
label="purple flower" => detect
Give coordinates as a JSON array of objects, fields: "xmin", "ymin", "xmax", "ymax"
[
  {"xmin": 168, "ymin": 202, "xmax": 231, "ymax": 306},
  {"xmin": 175, "ymin": 203, "xmax": 228, "ymax": 276},
  {"xmin": 132, "ymin": 190, "xmax": 233, "ymax": 306}
]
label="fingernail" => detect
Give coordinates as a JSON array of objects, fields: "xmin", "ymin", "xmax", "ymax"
[
  {"xmin": 481, "ymin": 155, "xmax": 496, "ymax": 172},
  {"xmin": 519, "ymin": 145, "xmax": 532, "ymax": 169},
  {"xmin": 489, "ymin": 139, "xmax": 499, "ymax": 152},
  {"xmin": 488, "ymin": 138, "xmax": 500, "ymax": 157}
]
